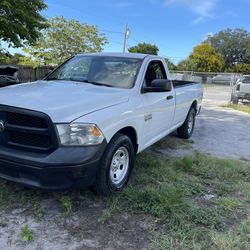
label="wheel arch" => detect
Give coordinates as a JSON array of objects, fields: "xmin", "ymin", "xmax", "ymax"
[
  {"xmin": 191, "ymin": 100, "xmax": 198, "ymax": 114},
  {"xmin": 111, "ymin": 126, "xmax": 138, "ymax": 155}
]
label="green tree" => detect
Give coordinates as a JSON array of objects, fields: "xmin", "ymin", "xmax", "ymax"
[
  {"xmin": 0, "ymin": 50, "xmax": 25, "ymax": 65},
  {"xmin": 23, "ymin": 16, "xmax": 108, "ymax": 66},
  {"xmin": 7, "ymin": 53, "xmax": 25, "ymax": 64},
  {"xmin": 206, "ymin": 28, "xmax": 250, "ymax": 68},
  {"xmin": 128, "ymin": 43, "xmax": 159, "ymax": 55},
  {"xmin": 177, "ymin": 58, "xmax": 195, "ymax": 71},
  {"xmin": 226, "ymin": 64, "xmax": 250, "ymax": 74},
  {"xmin": 165, "ymin": 58, "xmax": 176, "ymax": 70},
  {"xmin": 0, "ymin": 0, "xmax": 47, "ymax": 48},
  {"xmin": 189, "ymin": 43, "xmax": 225, "ymax": 72},
  {"xmin": 0, "ymin": 49, "xmax": 10, "ymax": 64}
]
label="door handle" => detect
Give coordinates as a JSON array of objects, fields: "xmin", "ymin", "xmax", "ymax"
[{"xmin": 166, "ymin": 95, "xmax": 174, "ymax": 100}]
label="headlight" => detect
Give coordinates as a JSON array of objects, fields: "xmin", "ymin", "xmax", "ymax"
[{"xmin": 56, "ymin": 123, "xmax": 104, "ymax": 146}]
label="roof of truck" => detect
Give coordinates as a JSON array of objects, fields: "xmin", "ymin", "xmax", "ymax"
[{"xmin": 77, "ymin": 52, "xmax": 159, "ymax": 59}]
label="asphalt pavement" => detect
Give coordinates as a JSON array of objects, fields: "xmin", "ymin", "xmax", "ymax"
[{"xmin": 192, "ymin": 85, "xmax": 250, "ymax": 160}]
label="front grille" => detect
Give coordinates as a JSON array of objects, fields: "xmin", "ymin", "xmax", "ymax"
[
  {"xmin": 6, "ymin": 112, "xmax": 47, "ymax": 128},
  {"xmin": 0, "ymin": 106, "xmax": 58, "ymax": 153},
  {"xmin": 8, "ymin": 131, "xmax": 52, "ymax": 148}
]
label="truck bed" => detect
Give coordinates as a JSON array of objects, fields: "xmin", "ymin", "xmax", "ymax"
[{"xmin": 172, "ymin": 80, "xmax": 198, "ymax": 88}]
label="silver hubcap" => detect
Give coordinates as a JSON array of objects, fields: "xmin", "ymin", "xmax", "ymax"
[
  {"xmin": 188, "ymin": 114, "xmax": 194, "ymax": 134},
  {"xmin": 109, "ymin": 147, "xmax": 129, "ymax": 185}
]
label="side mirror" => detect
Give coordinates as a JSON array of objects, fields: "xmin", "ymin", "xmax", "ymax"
[{"xmin": 143, "ymin": 79, "xmax": 172, "ymax": 93}]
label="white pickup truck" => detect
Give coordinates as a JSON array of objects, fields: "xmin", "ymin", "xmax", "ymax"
[
  {"xmin": 0, "ymin": 53, "xmax": 203, "ymax": 195},
  {"xmin": 233, "ymin": 75, "xmax": 250, "ymax": 103}
]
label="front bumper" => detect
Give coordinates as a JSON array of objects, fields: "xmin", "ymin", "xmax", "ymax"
[{"xmin": 0, "ymin": 142, "xmax": 107, "ymax": 190}]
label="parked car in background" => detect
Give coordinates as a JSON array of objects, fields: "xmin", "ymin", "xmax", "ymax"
[
  {"xmin": 0, "ymin": 65, "xmax": 20, "ymax": 87},
  {"xmin": 212, "ymin": 74, "xmax": 232, "ymax": 85},
  {"xmin": 0, "ymin": 53, "xmax": 203, "ymax": 195},
  {"xmin": 233, "ymin": 75, "xmax": 250, "ymax": 104}
]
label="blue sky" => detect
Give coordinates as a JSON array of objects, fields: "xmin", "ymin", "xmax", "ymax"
[{"xmin": 7, "ymin": 0, "xmax": 250, "ymax": 63}]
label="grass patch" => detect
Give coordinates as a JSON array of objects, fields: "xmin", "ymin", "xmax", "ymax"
[
  {"xmin": 211, "ymin": 219, "xmax": 250, "ymax": 250},
  {"xmin": 21, "ymin": 225, "xmax": 34, "ymax": 242},
  {"xmin": 97, "ymin": 209, "xmax": 112, "ymax": 224},
  {"xmin": 0, "ymin": 181, "xmax": 42, "ymax": 210},
  {"xmin": 202, "ymin": 83, "xmax": 217, "ymax": 88},
  {"xmin": 117, "ymin": 186, "xmax": 186, "ymax": 217},
  {"xmin": 223, "ymin": 104, "xmax": 250, "ymax": 113},
  {"xmin": 59, "ymin": 196, "xmax": 72, "ymax": 214},
  {"xmin": 110, "ymin": 153, "xmax": 250, "ymax": 249},
  {"xmin": 34, "ymin": 207, "xmax": 45, "ymax": 219},
  {"xmin": 0, "ymin": 153, "xmax": 249, "ymax": 249},
  {"xmin": 153, "ymin": 136, "xmax": 194, "ymax": 150},
  {"xmin": 213, "ymin": 197, "xmax": 243, "ymax": 213}
]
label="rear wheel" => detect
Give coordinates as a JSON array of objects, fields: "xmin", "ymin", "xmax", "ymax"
[
  {"xmin": 93, "ymin": 133, "xmax": 135, "ymax": 196},
  {"xmin": 177, "ymin": 108, "xmax": 196, "ymax": 139},
  {"xmin": 232, "ymin": 98, "xmax": 239, "ymax": 104}
]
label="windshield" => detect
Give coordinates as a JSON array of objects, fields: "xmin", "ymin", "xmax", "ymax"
[{"xmin": 46, "ymin": 55, "xmax": 142, "ymax": 89}]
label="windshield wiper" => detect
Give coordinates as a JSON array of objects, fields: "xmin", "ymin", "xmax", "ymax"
[
  {"xmin": 46, "ymin": 77, "xmax": 86, "ymax": 82},
  {"xmin": 81, "ymin": 80, "xmax": 113, "ymax": 88},
  {"xmin": 45, "ymin": 77, "xmax": 60, "ymax": 81},
  {"xmin": 45, "ymin": 78, "xmax": 113, "ymax": 87}
]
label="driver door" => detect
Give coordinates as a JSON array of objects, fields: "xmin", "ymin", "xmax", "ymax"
[{"xmin": 141, "ymin": 60, "xmax": 175, "ymax": 147}]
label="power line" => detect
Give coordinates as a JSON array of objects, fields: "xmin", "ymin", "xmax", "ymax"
[
  {"xmin": 130, "ymin": 36, "xmax": 141, "ymax": 44},
  {"xmin": 109, "ymin": 40, "xmax": 123, "ymax": 45},
  {"xmin": 109, "ymin": 40, "xmax": 132, "ymax": 47},
  {"xmin": 99, "ymin": 29, "xmax": 123, "ymax": 35}
]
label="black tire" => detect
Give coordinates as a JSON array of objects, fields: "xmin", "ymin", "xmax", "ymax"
[
  {"xmin": 93, "ymin": 133, "xmax": 135, "ymax": 196},
  {"xmin": 232, "ymin": 98, "xmax": 239, "ymax": 104},
  {"xmin": 177, "ymin": 108, "xmax": 196, "ymax": 139}
]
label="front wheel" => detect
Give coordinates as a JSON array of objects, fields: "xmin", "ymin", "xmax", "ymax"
[
  {"xmin": 177, "ymin": 108, "xmax": 196, "ymax": 139},
  {"xmin": 93, "ymin": 133, "xmax": 135, "ymax": 196}
]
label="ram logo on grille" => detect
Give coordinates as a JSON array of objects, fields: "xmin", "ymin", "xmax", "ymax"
[{"xmin": 0, "ymin": 120, "xmax": 5, "ymax": 132}]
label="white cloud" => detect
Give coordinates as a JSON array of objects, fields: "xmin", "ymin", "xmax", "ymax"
[{"xmin": 165, "ymin": 0, "xmax": 216, "ymax": 24}]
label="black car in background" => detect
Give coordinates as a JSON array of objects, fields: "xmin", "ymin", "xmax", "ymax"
[{"xmin": 0, "ymin": 65, "xmax": 20, "ymax": 87}]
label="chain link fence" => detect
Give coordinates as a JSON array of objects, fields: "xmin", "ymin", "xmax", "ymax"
[{"xmin": 170, "ymin": 71, "xmax": 244, "ymax": 103}]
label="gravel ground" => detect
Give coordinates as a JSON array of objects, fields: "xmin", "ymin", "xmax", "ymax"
[{"xmin": 159, "ymin": 85, "xmax": 250, "ymax": 160}]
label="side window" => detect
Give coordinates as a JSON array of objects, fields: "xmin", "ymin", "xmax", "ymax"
[{"xmin": 144, "ymin": 61, "xmax": 167, "ymax": 87}]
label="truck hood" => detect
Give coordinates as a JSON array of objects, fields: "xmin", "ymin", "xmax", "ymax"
[{"xmin": 0, "ymin": 80, "xmax": 130, "ymax": 122}]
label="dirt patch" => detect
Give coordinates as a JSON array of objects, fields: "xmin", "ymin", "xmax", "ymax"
[
  {"xmin": 153, "ymin": 135, "xmax": 194, "ymax": 150},
  {"xmin": 147, "ymin": 134, "xmax": 195, "ymax": 158},
  {"xmin": 0, "ymin": 193, "xmax": 157, "ymax": 250}
]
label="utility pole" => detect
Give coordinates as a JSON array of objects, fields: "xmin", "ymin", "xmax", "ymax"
[{"xmin": 123, "ymin": 23, "xmax": 130, "ymax": 53}]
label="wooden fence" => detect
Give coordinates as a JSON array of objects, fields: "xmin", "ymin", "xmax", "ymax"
[{"xmin": 17, "ymin": 65, "xmax": 55, "ymax": 82}]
